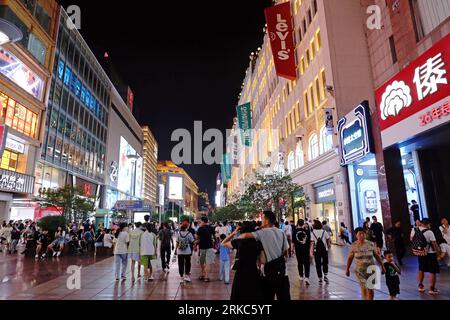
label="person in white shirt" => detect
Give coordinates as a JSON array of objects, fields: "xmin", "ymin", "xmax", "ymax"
[
  {"xmin": 103, "ymin": 229, "xmax": 114, "ymax": 248},
  {"xmin": 140, "ymin": 223, "xmax": 157, "ymax": 281},
  {"xmin": 410, "ymin": 219, "xmax": 441, "ymax": 294},
  {"xmin": 310, "ymin": 220, "xmax": 331, "ymax": 284},
  {"xmin": 439, "ymin": 218, "xmax": 450, "ymax": 267},
  {"xmin": 284, "ymin": 221, "xmax": 293, "ymax": 257},
  {"xmin": 113, "ymin": 223, "xmax": 130, "ymax": 281},
  {"xmin": 218, "ymin": 221, "xmax": 231, "ymax": 237}
]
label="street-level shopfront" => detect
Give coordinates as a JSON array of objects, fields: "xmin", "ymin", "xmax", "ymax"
[
  {"xmin": 311, "ymin": 179, "xmax": 339, "ymax": 243},
  {"xmin": 338, "ymin": 101, "xmax": 382, "ymax": 232},
  {"xmin": 376, "ymin": 33, "xmax": 450, "ymax": 226}
]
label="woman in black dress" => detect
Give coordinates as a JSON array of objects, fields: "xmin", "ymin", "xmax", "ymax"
[{"xmin": 221, "ymin": 221, "xmax": 264, "ymax": 300}]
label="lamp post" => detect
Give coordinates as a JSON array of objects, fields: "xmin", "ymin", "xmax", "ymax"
[
  {"xmin": 170, "ymin": 193, "xmax": 176, "ymax": 221},
  {"xmin": 126, "ymin": 154, "xmax": 139, "ymax": 222}
]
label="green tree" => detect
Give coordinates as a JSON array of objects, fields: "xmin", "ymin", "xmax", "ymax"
[
  {"xmin": 35, "ymin": 186, "xmax": 96, "ymax": 222},
  {"xmin": 243, "ymin": 173, "xmax": 308, "ymax": 221}
]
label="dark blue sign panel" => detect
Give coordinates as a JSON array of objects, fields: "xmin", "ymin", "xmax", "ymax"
[{"xmin": 337, "ymin": 101, "xmax": 374, "ymax": 166}]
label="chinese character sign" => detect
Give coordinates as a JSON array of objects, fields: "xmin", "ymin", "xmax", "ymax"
[
  {"xmin": 376, "ymin": 33, "xmax": 450, "ymax": 131},
  {"xmin": 236, "ymin": 103, "xmax": 252, "ymax": 147}
]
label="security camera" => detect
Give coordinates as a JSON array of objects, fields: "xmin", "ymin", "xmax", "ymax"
[{"xmin": 326, "ymin": 85, "xmax": 334, "ymax": 93}]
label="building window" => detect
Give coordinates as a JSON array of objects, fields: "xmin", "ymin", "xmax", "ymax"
[
  {"xmin": 295, "ymin": 142, "xmax": 304, "ymax": 168},
  {"xmin": 295, "ymin": 101, "xmax": 301, "ymax": 123},
  {"xmin": 320, "ymin": 126, "xmax": 333, "ymax": 153},
  {"xmin": 389, "ymin": 35, "xmax": 398, "ymax": 64},
  {"xmin": 309, "ymin": 134, "xmax": 319, "ymax": 160},
  {"xmin": 302, "ymin": 19, "xmax": 307, "ymax": 35},
  {"xmin": 411, "ymin": 0, "xmax": 450, "ymax": 38},
  {"xmin": 315, "ymin": 29, "xmax": 322, "ymax": 52},
  {"xmin": 288, "ymin": 152, "xmax": 295, "ymax": 173},
  {"xmin": 310, "ymin": 39, "xmax": 315, "ymax": 60},
  {"xmin": 300, "ymin": 56, "xmax": 305, "ymax": 74},
  {"xmin": 0, "ymin": 92, "xmax": 39, "ymax": 139},
  {"xmin": 315, "ymin": 77, "xmax": 321, "ymax": 104},
  {"xmin": 27, "ymin": 33, "xmax": 46, "ymax": 64},
  {"xmin": 1, "ymin": 150, "xmax": 19, "ymax": 172},
  {"xmin": 57, "ymin": 59, "xmax": 64, "ymax": 80},
  {"xmin": 307, "ymin": 8, "xmax": 312, "ymax": 25},
  {"xmin": 313, "ymin": 0, "xmax": 318, "ymax": 16},
  {"xmin": 309, "ymin": 84, "xmax": 314, "ymax": 111},
  {"xmin": 320, "ymin": 69, "xmax": 327, "ymax": 100},
  {"xmin": 303, "ymin": 91, "xmax": 309, "ymax": 117}
]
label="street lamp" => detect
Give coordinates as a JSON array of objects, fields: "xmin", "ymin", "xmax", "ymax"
[
  {"xmin": 0, "ymin": 18, "xmax": 23, "ymax": 45},
  {"xmin": 126, "ymin": 153, "xmax": 139, "ymax": 222},
  {"xmin": 170, "ymin": 193, "xmax": 176, "ymax": 221}
]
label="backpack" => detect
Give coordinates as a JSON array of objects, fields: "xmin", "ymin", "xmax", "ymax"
[
  {"xmin": 313, "ymin": 230, "xmax": 326, "ymax": 254},
  {"xmin": 295, "ymin": 229, "xmax": 308, "ymax": 245},
  {"xmin": 178, "ymin": 231, "xmax": 189, "ymax": 251},
  {"xmin": 411, "ymin": 227, "xmax": 430, "ymax": 256}
]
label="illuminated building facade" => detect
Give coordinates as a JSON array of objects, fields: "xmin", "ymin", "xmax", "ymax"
[
  {"xmin": 0, "ymin": 0, "xmax": 59, "ymax": 221},
  {"xmin": 142, "ymin": 125, "xmax": 158, "ymax": 208},
  {"xmin": 157, "ymin": 160, "xmax": 198, "ymax": 219}
]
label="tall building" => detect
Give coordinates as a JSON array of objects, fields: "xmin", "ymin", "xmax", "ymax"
[
  {"xmin": 227, "ymin": 0, "xmax": 376, "ymax": 242},
  {"xmin": 157, "ymin": 160, "xmax": 198, "ymax": 219},
  {"xmin": 33, "ymin": 8, "xmax": 110, "ymax": 214},
  {"xmin": 361, "ymin": 0, "xmax": 450, "ymax": 236},
  {"xmin": 142, "ymin": 125, "xmax": 158, "ymax": 208},
  {"xmin": 0, "ymin": 0, "xmax": 59, "ymax": 221}
]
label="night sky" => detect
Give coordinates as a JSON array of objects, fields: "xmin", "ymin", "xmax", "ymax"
[{"xmin": 58, "ymin": 0, "xmax": 272, "ymax": 201}]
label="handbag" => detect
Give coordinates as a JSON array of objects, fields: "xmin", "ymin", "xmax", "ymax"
[{"xmin": 151, "ymin": 258, "xmax": 162, "ymax": 271}]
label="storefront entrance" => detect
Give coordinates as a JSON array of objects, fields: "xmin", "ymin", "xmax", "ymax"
[{"xmin": 313, "ymin": 180, "xmax": 339, "ymax": 243}]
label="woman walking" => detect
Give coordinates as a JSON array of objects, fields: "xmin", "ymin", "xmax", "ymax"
[
  {"xmin": 175, "ymin": 221, "xmax": 195, "ymax": 283},
  {"xmin": 113, "ymin": 223, "xmax": 130, "ymax": 281},
  {"xmin": 310, "ymin": 220, "xmax": 331, "ymax": 285},
  {"xmin": 339, "ymin": 222, "xmax": 351, "ymax": 245},
  {"xmin": 221, "ymin": 221, "xmax": 264, "ymax": 301},
  {"xmin": 346, "ymin": 227, "xmax": 386, "ymax": 300}
]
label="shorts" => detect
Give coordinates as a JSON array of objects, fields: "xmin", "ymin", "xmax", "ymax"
[
  {"xmin": 129, "ymin": 253, "xmax": 140, "ymax": 261},
  {"xmin": 386, "ymin": 277, "xmax": 400, "ymax": 296},
  {"xmin": 52, "ymin": 239, "xmax": 65, "ymax": 246},
  {"xmin": 141, "ymin": 255, "xmax": 156, "ymax": 267},
  {"xmin": 418, "ymin": 253, "xmax": 440, "ymax": 274},
  {"xmin": 199, "ymin": 248, "xmax": 215, "ymax": 265}
]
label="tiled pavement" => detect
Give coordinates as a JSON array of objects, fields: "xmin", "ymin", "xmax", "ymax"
[{"xmin": 0, "ymin": 245, "xmax": 449, "ymax": 300}]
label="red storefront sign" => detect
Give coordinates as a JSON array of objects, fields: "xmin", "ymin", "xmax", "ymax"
[
  {"xmin": 34, "ymin": 206, "xmax": 63, "ymax": 220},
  {"xmin": 376, "ymin": 33, "xmax": 450, "ymax": 132},
  {"xmin": 265, "ymin": 2, "xmax": 297, "ymax": 80}
]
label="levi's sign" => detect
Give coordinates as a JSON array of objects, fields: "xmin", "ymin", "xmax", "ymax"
[
  {"xmin": 376, "ymin": 33, "xmax": 450, "ymax": 133},
  {"xmin": 265, "ymin": 2, "xmax": 297, "ymax": 80}
]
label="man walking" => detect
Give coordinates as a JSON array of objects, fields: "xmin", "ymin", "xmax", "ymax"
[
  {"xmin": 410, "ymin": 218, "xmax": 441, "ymax": 294},
  {"xmin": 386, "ymin": 221, "xmax": 406, "ymax": 266},
  {"xmin": 239, "ymin": 211, "xmax": 290, "ymax": 300},
  {"xmin": 195, "ymin": 216, "xmax": 215, "ymax": 282},
  {"xmin": 370, "ymin": 216, "xmax": 384, "ymax": 253},
  {"xmin": 158, "ymin": 223, "xmax": 174, "ymax": 272}
]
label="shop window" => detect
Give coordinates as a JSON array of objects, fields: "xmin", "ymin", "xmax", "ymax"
[
  {"xmin": 57, "ymin": 59, "xmax": 64, "ymax": 80},
  {"xmin": 296, "ymin": 142, "xmax": 305, "ymax": 168},
  {"xmin": 1, "ymin": 150, "xmax": 19, "ymax": 172},
  {"xmin": 320, "ymin": 126, "xmax": 333, "ymax": 153},
  {"xmin": 309, "ymin": 134, "xmax": 319, "ymax": 160}
]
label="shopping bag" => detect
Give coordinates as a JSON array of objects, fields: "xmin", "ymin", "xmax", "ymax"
[{"xmin": 151, "ymin": 258, "xmax": 162, "ymax": 271}]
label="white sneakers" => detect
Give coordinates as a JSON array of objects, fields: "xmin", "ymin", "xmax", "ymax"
[
  {"xmin": 184, "ymin": 275, "xmax": 191, "ymax": 282},
  {"xmin": 56, "ymin": 251, "xmax": 61, "ymax": 257}
]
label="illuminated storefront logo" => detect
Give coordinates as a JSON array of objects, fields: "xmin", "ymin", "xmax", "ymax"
[
  {"xmin": 376, "ymin": 33, "xmax": 450, "ymax": 145},
  {"xmin": 0, "ymin": 47, "xmax": 44, "ymax": 100},
  {"xmin": 337, "ymin": 101, "xmax": 373, "ymax": 166},
  {"xmin": 109, "ymin": 161, "xmax": 118, "ymax": 182},
  {"xmin": 318, "ymin": 188, "xmax": 334, "ymax": 199},
  {"xmin": 0, "ymin": 169, "xmax": 34, "ymax": 194},
  {"xmin": 5, "ymin": 137, "xmax": 25, "ymax": 154}
]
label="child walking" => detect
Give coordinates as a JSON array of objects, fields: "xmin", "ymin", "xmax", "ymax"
[
  {"xmin": 218, "ymin": 234, "xmax": 231, "ymax": 284},
  {"xmin": 383, "ymin": 250, "xmax": 401, "ymax": 300}
]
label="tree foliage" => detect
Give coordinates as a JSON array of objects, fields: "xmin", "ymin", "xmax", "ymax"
[
  {"xmin": 37, "ymin": 216, "xmax": 67, "ymax": 234},
  {"xmin": 35, "ymin": 186, "xmax": 96, "ymax": 222}
]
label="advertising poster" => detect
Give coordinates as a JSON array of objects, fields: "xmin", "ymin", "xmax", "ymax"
[
  {"xmin": 236, "ymin": 102, "xmax": 252, "ymax": 147},
  {"xmin": 168, "ymin": 176, "xmax": 183, "ymax": 200}
]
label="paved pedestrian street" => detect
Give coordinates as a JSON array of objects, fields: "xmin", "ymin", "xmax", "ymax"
[{"xmin": 0, "ymin": 246, "xmax": 448, "ymax": 300}]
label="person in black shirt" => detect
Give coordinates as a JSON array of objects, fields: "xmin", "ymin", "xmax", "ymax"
[
  {"xmin": 370, "ymin": 216, "xmax": 384, "ymax": 253},
  {"xmin": 195, "ymin": 216, "xmax": 215, "ymax": 282},
  {"xmin": 158, "ymin": 223, "xmax": 174, "ymax": 272},
  {"xmin": 35, "ymin": 230, "xmax": 50, "ymax": 259},
  {"xmin": 386, "ymin": 221, "xmax": 406, "ymax": 265},
  {"xmin": 293, "ymin": 219, "xmax": 311, "ymax": 285},
  {"xmin": 383, "ymin": 250, "xmax": 401, "ymax": 300},
  {"xmin": 410, "ymin": 200, "xmax": 421, "ymax": 223}
]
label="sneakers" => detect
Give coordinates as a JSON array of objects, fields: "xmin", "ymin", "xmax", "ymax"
[
  {"xmin": 299, "ymin": 276, "xmax": 304, "ymax": 281},
  {"xmin": 305, "ymin": 278, "xmax": 310, "ymax": 285},
  {"xmin": 53, "ymin": 251, "xmax": 57, "ymax": 257},
  {"xmin": 429, "ymin": 287, "xmax": 439, "ymax": 295},
  {"xmin": 180, "ymin": 276, "xmax": 185, "ymax": 283},
  {"xmin": 319, "ymin": 278, "xmax": 323, "ymax": 285},
  {"xmin": 56, "ymin": 251, "xmax": 61, "ymax": 257},
  {"xmin": 324, "ymin": 275, "xmax": 329, "ymax": 283},
  {"xmin": 35, "ymin": 254, "xmax": 39, "ymax": 259},
  {"xmin": 418, "ymin": 284, "xmax": 426, "ymax": 292},
  {"xmin": 184, "ymin": 275, "xmax": 191, "ymax": 283},
  {"xmin": 148, "ymin": 275, "xmax": 154, "ymax": 281}
]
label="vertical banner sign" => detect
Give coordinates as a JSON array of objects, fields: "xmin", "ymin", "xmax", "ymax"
[
  {"xmin": 324, "ymin": 108, "xmax": 334, "ymax": 135},
  {"xmin": 265, "ymin": 2, "xmax": 297, "ymax": 80},
  {"xmin": 236, "ymin": 103, "xmax": 252, "ymax": 147},
  {"xmin": 221, "ymin": 153, "xmax": 232, "ymax": 183},
  {"xmin": 0, "ymin": 125, "xmax": 8, "ymax": 158}
]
